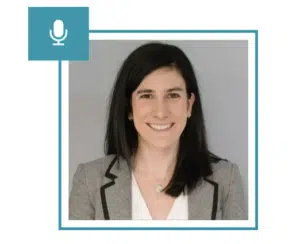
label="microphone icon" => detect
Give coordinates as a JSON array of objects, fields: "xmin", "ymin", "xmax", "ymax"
[{"xmin": 49, "ymin": 19, "xmax": 68, "ymax": 46}]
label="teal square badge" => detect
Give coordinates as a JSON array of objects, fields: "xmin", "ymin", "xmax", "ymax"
[{"xmin": 28, "ymin": 7, "xmax": 89, "ymax": 61}]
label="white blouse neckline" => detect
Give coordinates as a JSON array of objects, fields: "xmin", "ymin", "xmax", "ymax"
[{"xmin": 131, "ymin": 172, "xmax": 188, "ymax": 220}]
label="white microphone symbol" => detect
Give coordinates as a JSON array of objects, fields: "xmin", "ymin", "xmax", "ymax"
[{"xmin": 49, "ymin": 19, "xmax": 68, "ymax": 46}]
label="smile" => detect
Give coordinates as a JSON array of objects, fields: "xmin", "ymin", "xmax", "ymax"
[{"xmin": 147, "ymin": 123, "xmax": 174, "ymax": 131}]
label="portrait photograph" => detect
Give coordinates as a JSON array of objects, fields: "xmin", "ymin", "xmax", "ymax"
[{"xmin": 61, "ymin": 32, "xmax": 256, "ymax": 229}]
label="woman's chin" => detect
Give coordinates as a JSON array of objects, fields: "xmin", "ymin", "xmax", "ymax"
[{"xmin": 145, "ymin": 139, "xmax": 179, "ymax": 150}]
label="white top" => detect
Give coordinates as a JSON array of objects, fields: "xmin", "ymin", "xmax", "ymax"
[{"xmin": 131, "ymin": 173, "xmax": 188, "ymax": 220}]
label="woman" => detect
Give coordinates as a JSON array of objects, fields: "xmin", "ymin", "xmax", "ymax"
[{"xmin": 69, "ymin": 42, "xmax": 246, "ymax": 220}]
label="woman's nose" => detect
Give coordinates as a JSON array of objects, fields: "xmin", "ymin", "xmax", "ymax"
[{"xmin": 153, "ymin": 99, "xmax": 169, "ymax": 119}]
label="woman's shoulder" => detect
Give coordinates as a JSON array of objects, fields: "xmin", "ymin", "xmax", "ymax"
[
  {"xmin": 208, "ymin": 160, "xmax": 242, "ymax": 185},
  {"xmin": 71, "ymin": 154, "xmax": 118, "ymax": 189},
  {"xmin": 79, "ymin": 154, "xmax": 117, "ymax": 173}
]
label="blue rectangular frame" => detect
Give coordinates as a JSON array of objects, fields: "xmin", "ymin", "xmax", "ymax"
[{"xmin": 59, "ymin": 29, "xmax": 258, "ymax": 230}]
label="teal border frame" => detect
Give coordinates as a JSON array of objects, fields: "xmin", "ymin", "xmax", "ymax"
[{"xmin": 59, "ymin": 29, "xmax": 258, "ymax": 230}]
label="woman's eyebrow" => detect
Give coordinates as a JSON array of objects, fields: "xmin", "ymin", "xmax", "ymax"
[
  {"xmin": 136, "ymin": 89, "xmax": 153, "ymax": 94},
  {"xmin": 166, "ymin": 87, "xmax": 184, "ymax": 92}
]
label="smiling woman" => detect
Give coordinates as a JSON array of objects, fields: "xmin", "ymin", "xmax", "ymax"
[
  {"xmin": 69, "ymin": 42, "xmax": 246, "ymax": 220},
  {"xmin": 131, "ymin": 67, "xmax": 195, "ymax": 152}
]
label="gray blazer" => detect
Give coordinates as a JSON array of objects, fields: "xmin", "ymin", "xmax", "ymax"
[{"xmin": 69, "ymin": 154, "xmax": 246, "ymax": 220}]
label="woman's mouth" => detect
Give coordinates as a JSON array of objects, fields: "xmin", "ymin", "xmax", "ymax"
[{"xmin": 147, "ymin": 123, "xmax": 174, "ymax": 131}]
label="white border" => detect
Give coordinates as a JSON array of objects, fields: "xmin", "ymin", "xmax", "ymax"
[{"xmin": 62, "ymin": 32, "xmax": 256, "ymax": 228}]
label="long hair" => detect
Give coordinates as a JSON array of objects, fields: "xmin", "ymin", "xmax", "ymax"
[{"xmin": 105, "ymin": 42, "xmax": 225, "ymax": 197}]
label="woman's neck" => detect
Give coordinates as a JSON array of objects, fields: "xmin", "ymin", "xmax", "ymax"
[{"xmin": 132, "ymin": 141, "xmax": 179, "ymax": 180}]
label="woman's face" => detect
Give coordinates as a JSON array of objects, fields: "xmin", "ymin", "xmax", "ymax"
[{"xmin": 131, "ymin": 67, "xmax": 195, "ymax": 149}]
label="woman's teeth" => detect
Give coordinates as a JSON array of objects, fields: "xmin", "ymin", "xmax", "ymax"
[{"xmin": 148, "ymin": 123, "xmax": 173, "ymax": 131}]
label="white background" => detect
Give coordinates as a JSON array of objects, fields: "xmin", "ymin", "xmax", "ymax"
[{"xmin": 1, "ymin": 0, "xmax": 300, "ymax": 243}]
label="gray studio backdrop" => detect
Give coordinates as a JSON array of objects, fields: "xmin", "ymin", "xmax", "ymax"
[{"xmin": 69, "ymin": 40, "xmax": 248, "ymax": 213}]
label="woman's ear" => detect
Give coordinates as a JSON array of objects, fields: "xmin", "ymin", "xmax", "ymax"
[{"xmin": 187, "ymin": 93, "xmax": 195, "ymax": 117}]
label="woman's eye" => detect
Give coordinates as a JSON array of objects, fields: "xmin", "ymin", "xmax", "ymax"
[
  {"xmin": 140, "ymin": 94, "xmax": 152, "ymax": 99},
  {"xmin": 167, "ymin": 93, "xmax": 180, "ymax": 98}
]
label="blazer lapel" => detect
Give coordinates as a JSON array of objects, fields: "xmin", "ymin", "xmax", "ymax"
[
  {"xmin": 188, "ymin": 179, "xmax": 219, "ymax": 220},
  {"xmin": 100, "ymin": 156, "xmax": 132, "ymax": 220}
]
